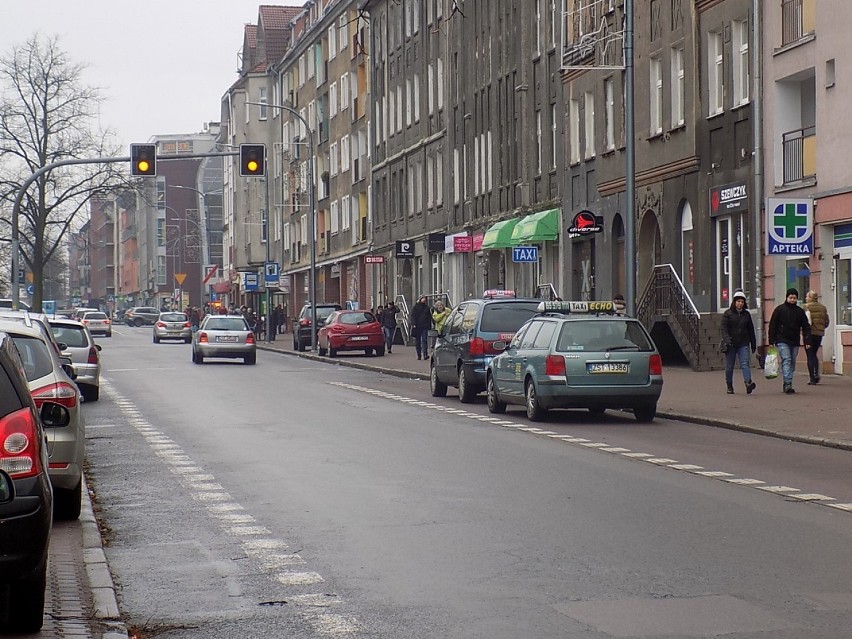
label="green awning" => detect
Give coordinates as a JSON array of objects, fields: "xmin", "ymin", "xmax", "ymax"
[
  {"xmin": 511, "ymin": 208, "xmax": 560, "ymax": 243},
  {"xmin": 481, "ymin": 218, "xmax": 521, "ymax": 250}
]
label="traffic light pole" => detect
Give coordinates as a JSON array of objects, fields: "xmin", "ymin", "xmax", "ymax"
[{"xmin": 9, "ymin": 151, "xmax": 236, "ymax": 310}]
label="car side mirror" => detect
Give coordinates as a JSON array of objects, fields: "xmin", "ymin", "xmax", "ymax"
[
  {"xmin": 59, "ymin": 359, "xmax": 76, "ymax": 379},
  {"xmin": 40, "ymin": 401, "xmax": 71, "ymax": 428},
  {"xmin": 0, "ymin": 469, "xmax": 13, "ymax": 502},
  {"xmin": 57, "ymin": 342, "xmax": 68, "ymax": 351}
]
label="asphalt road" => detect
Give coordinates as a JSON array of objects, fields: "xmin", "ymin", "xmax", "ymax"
[{"xmin": 82, "ymin": 326, "xmax": 852, "ymax": 638}]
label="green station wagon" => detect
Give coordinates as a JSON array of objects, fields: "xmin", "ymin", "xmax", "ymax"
[{"xmin": 486, "ymin": 301, "xmax": 663, "ymax": 422}]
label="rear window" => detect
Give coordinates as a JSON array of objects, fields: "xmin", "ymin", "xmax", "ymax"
[
  {"xmin": 10, "ymin": 335, "xmax": 55, "ymax": 381},
  {"xmin": 161, "ymin": 313, "xmax": 187, "ymax": 322},
  {"xmin": 556, "ymin": 319, "xmax": 655, "ymax": 352},
  {"xmin": 204, "ymin": 318, "xmax": 248, "ymax": 331},
  {"xmin": 338, "ymin": 312, "xmax": 376, "ymax": 325},
  {"xmin": 479, "ymin": 302, "xmax": 541, "ymax": 333},
  {"xmin": 84, "ymin": 312, "xmax": 108, "ymax": 320},
  {"xmin": 51, "ymin": 326, "xmax": 88, "ymax": 348}
]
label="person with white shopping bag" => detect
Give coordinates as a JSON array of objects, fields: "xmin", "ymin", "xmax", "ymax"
[{"xmin": 767, "ymin": 288, "xmax": 812, "ymax": 394}]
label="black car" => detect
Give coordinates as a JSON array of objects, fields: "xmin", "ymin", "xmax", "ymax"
[
  {"xmin": 430, "ymin": 291, "xmax": 542, "ymax": 403},
  {"xmin": 0, "ymin": 332, "xmax": 71, "ymax": 632},
  {"xmin": 293, "ymin": 303, "xmax": 342, "ymax": 351}
]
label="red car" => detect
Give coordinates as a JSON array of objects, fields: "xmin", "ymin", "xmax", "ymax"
[{"xmin": 317, "ymin": 310, "xmax": 385, "ymax": 357}]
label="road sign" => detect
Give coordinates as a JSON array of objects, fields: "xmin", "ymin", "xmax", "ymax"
[
  {"xmin": 203, "ymin": 264, "xmax": 218, "ymax": 285},
  {"xmin": 512, "ymin": 246, "xmax": 539, "ymax": 263},
  {"xmin": 242, "ymin": 271, "xmax": 259, "ymax": 292},
  {"xmin": 264, "ymin": 262, "xmax": 280, "ymax": 283},
  {"xmin": 43, "ymin": 300, "xmax": 56, "ymax": 315},
  {"xmin": 25, "ymin": 284, "xmax": 35, "ymax": 295},
  {"xmin": 175, "ymin": 273, "xmax": 187, "ymax": 286}
]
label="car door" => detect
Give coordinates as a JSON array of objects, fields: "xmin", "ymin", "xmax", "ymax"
[
  {"xmin": 434, "ymin": 304, "xmax": 466, "ymax": 382},
  {"xmin": 492, "ymin": 324, "xmax": 529, "ymax": 401}
]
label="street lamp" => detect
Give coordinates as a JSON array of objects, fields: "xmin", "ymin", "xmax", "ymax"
[{"xmin": 245, "ymin": 100, "xmax": 317, "ymax": 352}]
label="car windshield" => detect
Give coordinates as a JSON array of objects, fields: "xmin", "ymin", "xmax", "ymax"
[
  {"xmin": 479, "ymin": 302, "xmax": 541, "ymax": 333},
  {"xmin": 51, "ymin": 326, "xmax": 88, "ymax": 348},
  {"xmin": 161, "ymin": 313, "xmax": 187, "ymax": 322},
  {"xmin": 555, "ymin": 319, "xmax": 655, "ymax": 352},
  {"xmin": 10, "ymin": 335, "xmax": 54, "ymax": 381},
  {"xmin": 85, "ymin": 313, "xmax": 108, "ymax": 320},
  {"xmin": 204, "ymin": 318, "xmax": 248, "ymax": 331},
  {"xmin": 338, "ymin": 312, "xmax": 376, "ymax": 325}
]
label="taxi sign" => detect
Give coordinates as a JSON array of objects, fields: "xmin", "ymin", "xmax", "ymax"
[
  {"xmin": 537, "ymin": 300, "xmax": 615, "ymax": 313},
  {"xmin": 483, "ymin": 289, "xmax": 516, "ymax": 299}
]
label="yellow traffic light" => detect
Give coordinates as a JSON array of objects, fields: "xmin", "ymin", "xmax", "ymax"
[
  {"xmin": 130, "ymin": 144, "xmax": 157, "ymax": 176},
  {"xmin": 240, "ymin": 144, "xmax": 266, "ymax": 177}
]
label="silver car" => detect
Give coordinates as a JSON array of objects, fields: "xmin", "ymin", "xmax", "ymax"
[
  {"xmin": 81, "ymin": 310, "xmax": 112, "ymax": 337},
  {"xmin": 49, "ymin": 318, "xmax": 102, "ymax": 402},
  {"xmin": 153, "ymin": 312, "xmax": 192, "ymax": 343},
  {"xmin": 192, "ymin": 314, "xmax": 256, "ymax": 365},
  {"xmin": 0, "ymin": 319, "xmax": 85, "ymax": 520}
]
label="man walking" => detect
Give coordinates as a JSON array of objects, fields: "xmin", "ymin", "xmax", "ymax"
[
  {"xmin": 382, "ymin": 301, "xmax": 398, "ymax": 354},
  {"xmin": 410, "ymin": 296, "xmax": 433, "ymax": 360},
  {"xmin": 803, "ymin": 290, "xmax": 830, "ymax": 384},
  {"xmin": 768, "ymin": 288, "xmax": 811, "ymax": 394}
]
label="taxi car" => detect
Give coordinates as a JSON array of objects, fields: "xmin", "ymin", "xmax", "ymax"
[
  {"xmin": 192, "ymin": 314, "xmax": 256, "ymax": 365},
  {"xmin": 430, "ymin": 290, "xmax": 541, "ymax": 403},
  {"xmin": 153, "ymin": 311, "xmax": 192, "ymax": 343},
  {"xmin": 485, "ymin": 301, "xmax": 663, "ymax": 422}
]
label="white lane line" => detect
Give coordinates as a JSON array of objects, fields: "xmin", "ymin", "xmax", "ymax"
[
  {"xmin": 601, "ymin": 447, "xmax": 631, "ymax": 453},
  {"xmin": 724, "ymin": 478, "xmax": 765, "ymax": 485},
  {"xmin": 580, "ymin": 442, "xmax": 609, "ymax": 448},
  {"xmin": 669, "ymin": 464, "xmax": 704, "ymax": 471},
  {"xmin": 695, "ymin": 471, "xmax": 734, "ymax": 478},
  {"xmin": 828, "ymin": 503, "xmax": 852, "ymax": 512},
  {"xmin": 757, "ymin": 485, "xmax": 801, "ymax": 494},
  {"xmin": 789, "ymin": 493, "xmax": 835, "ymax": 501},
  {"xmin": 276, "ymin": 572, "xmax": 325, "ymax": 586},
  {"xmin": 622, "ymin": 452, "xmax": 654, "ymax": 458},
  {"xmin": 646, "ymin": 458, "xmax": 679, "ymax": 465}
]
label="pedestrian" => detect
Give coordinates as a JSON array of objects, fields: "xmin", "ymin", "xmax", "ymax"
[
  {"xmin": 381, "ymin": 301, "xmax": 398, "ymax": 354},
  {"xmin": 719, "ymin": 290, "xmax": 757, "ymax": 394},
  {"xmin": 375, "ymin": 304, "xmax": 385, "ymax": 325},
  {"xmin": 613, "ymin": 294, "xmax": 627, "ymax": 315},
  {"xmin": 803, "ymin": 290, "xmax": 830, "ymax": 384},
  {"xmin": 431, "ymin": 300, "xmax": 451, "ymax": 350},
  {"xmin": 411, "ymin": 295, "xmax": 432, "ymax": 360},
  {"xmin": 768, "ymin": 287, "xmax": 812, "ymax": 394},
  {"xmin": 268, "ymin": 305, "xmax": 278, "ymax": 342},
  {"xmin": 189, "ymin": 306, "xmax": 200, "ymax": 331},
  {"xmin": 276, "ymin": 304, "xmax": 285, "ymax": 334}
]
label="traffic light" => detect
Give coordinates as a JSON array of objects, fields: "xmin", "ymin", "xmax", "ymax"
[
  {"xmin": 130, "ymin": 144, "xmax": 157, "ymax": 176},
  {"xmin": 240, "ymin": 144, "xmax": 266, "ymax": 177}
]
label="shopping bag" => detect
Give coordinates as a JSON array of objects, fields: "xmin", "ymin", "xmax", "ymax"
[{"xmin": 764, "ymin": 346, "xmax": 780, "ymax": 380}]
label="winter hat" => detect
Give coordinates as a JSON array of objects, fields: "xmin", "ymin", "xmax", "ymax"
[
  {"xmin": 786, "ymin": 287, "xmax": 799, "ymax": 298},
  {"xmin": 732, "ymin": 290, "xmax": 746, "ymax": 302}
]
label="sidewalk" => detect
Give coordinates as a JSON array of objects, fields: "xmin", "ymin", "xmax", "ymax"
[{"xmin": 259, "ymin": 334, "xmax": 852, "ymax": 451}]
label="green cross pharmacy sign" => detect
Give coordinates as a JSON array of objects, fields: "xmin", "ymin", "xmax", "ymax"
[{"xmin": 766, "ymin": 198, "xmax": 813, "ymax": 255}]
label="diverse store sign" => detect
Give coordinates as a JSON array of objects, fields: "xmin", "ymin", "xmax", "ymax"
[
  {"xmin": 568, "ymin": 210, "xmax": 603, "ymax": 235},
  {"xmin": 766, "ymin": 197, "xmax": 813, "ymax": 255}
]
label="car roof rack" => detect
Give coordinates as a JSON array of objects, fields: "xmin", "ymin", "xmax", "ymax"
[{"xmin": 536, "ymin": 300, "xmax": 618, "ymax": 316}]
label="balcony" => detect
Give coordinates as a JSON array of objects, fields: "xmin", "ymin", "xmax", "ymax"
[
  {"xmin": 782, "ymin": 125, "xmax": 816, "ymax": 184},
  {"xmin": 781, "ymin": 0, "xmax": 815, "ymax": 47}
]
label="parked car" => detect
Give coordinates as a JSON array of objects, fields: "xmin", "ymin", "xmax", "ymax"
[
  {"xmin": 0, "ymin": 319, "xmax": 84, "ymax": 520},
  {"xmin": 153, "ymin": 312, "xmax": 192, "ymax": 343},
  {"xmin": 0, "ymin": 299, "xmax": 31, "ymax": 310},
  {"xmin": 486, "ymin": 300, "xmax": 664, "ymax": 422},
  {"xmin": 124, "ymin": 306, "xmax": 160, "ymax": 327},
  {"xmin": 192, "ymin": 314, "xmax": 256, "ymax": 365},
  {"xmin": 73, "ymin": 307, "xmax": 99, "ymax": 321},
  {"xmin": 49, "ymin": 318, "xmax": 101, "ymax": 402},
  {"xmin": 293, "ymin": 303, "xmax": 342, "ymax": 351},
  {"xmin": 0, "ymin": 332, "xmax": 69, "ymax": 633},
  {"xmin": 318, "ymin": 310, "xmax": 385, "ymax": 357},
  {"xmin": 0, "ymin": 309, "xmax": 64, "ymax": 357},
  {"xmin": 430, "ymin": 291, "xmax": 542, "ymax": 403},
  {"xmin": 81, "ymin": 311, "xmax": 112, "ymax": 337}
]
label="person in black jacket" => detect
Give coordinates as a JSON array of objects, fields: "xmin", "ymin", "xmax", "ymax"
[
  {"xmin": 720, "ymin": 290, "xmax": 757, "ymax": 394},
  {"xmin": 410, "ymin": 296, "xmax": 433, "ymax": 360},
  {"xmin": 768, "ymin": 287, "xmax": 812, "ymax": 394}
]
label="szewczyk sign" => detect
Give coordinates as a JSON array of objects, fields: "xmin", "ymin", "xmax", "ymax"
[{"xmin": 766, "ymin": 198, "xmax": 813, "ymax": 255}]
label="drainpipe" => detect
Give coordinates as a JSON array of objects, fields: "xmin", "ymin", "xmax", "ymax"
[{"xmin": 752, "ymin": 0, "xmax": 764, "ymax": 346}]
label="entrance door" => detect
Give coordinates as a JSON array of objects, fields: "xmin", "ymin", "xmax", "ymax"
[
  {"xmin": 716, "ymin": 216, "xmax": 743, "ymax": 310},
  {"xmin": 572, "ymin": 239, "xmax": 596, "ymax": 301}
]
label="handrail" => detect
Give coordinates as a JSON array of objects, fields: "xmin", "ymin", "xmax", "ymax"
[{"xmin": 636, "ymin": 264, "xmax": 700, "ymax": 360}]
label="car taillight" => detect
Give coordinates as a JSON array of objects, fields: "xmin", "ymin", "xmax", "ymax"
[
  {"xmin": 82, "ymin": 319, "xmax": 89, "ymax": 324},
  {"xmin": 246, "ymin": 332, "xmax": 255, "ymax": 344},
  {"xmin": 199, "ymin": 332, "xmax": 209, "ymax": 343},
  {"xmin": 104, "ymin": 319, "xmax": 111, "ymax": 325},
  {"xmin": 649, "ymin": 354, "xmax": 663, "ymax": 376},
  {"xmin": 299, "ymin": 318, "xmax": 311, "ymax": 327},
  {"xmin": 545, "ymin": 355, "xmax": 566, "ymax": 376},
  {"xmin": 0, "ymin": 407, "xmax": 41, "ymax": 479},
  {"xmin": 469, "ymin": 337, "xmax": 485, "ymax": 356},
  {"xmin": 31, "ymin": 381, "xmax": 78, "ymax": 410},
  {"xmin": 330, "ymin": 324, "xmax": 345, "ymax": 332},
  {"xmin": 183, "ymin": 322, "xmax": 191, "ymax": 328},
  {"xmin": 87, "ymin": 346, "xmax": 99, "ymax": 364},
  {"xmin": 156, "ymin": 321, "xmax": 166, "ymax": 328}
]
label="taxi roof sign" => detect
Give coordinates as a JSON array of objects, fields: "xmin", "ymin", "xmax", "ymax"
[
  {"xmin": 537, "ymin": 300, "xmax": 615, "ymax": 314},
  {"xmin": 483, "ymin": 289, "xmax": 516, "ymax": 299}
]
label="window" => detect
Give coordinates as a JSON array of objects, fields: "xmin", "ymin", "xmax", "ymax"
[
  {"xmin": 413, "ymin": 73, "xmax": 420, "ymax": 123},
  {"xmin": 330, "ymin": 142, "xmax": 338, "ymax": 176},
  {"xmin": 157, "ymin": 255, "xmax": 166, "ymax": 285},
  {"xmin": 535, "ymin": 0, "xmax": 542, "ymax": 55},
  {"xmin": 671, "ymin": 46, "xmax": 685, "ymax": 127},
  {"xmin": 453, "ymin": 148, "xmax": 460, "ymax": 203},
  {"xmin": 341, "ymin": 135, "xmax": 350, "ymax": 172},
  {"xmin": 340, "ymin": 73, "xmax": 350, "ymax": 109},
  {"xmin": 396, "ymin": 85, "xmax": 403, "ymax": 132},
  {"xmin": 406, "ymin": 78, "xmax": 413, "ymax": 126},
  {"xmin": 328, "ymin": 26, "xmax": 337, "ymax": 60},
  {"xmin": 330, "ymin": 82, "xmax": 338, "ymax": 117},
  {"xmin": 437, "ymin": 58, "xmax": 444, "ymax": 109},
  {"xmin": 550, "ymin": 0, "xmax": 558, "ymax": 47},
  {"xmin": 604, "ymin": 77, "xmax": 615, "ymax": 150},
  {"xmin": 570, "ymin": 98, "xmax": 581, "ymax": 164},
  {"xmin": 339, "ymin": 15, "xmax": 348, "ymax": 51},
  {"xmin": 650, "ymin": 56, "xmax": 662, "ymax": 135},
  {"xmin": 389, "ymin": 90, "xmax": 396, "ymax": 134},
  {"xmin": 341, "ymin": 195, "xmax": 351, "ymax": 230},
  {"xmin": 733, "ymin": 19, "xmax": 749, "ymax": 106},
  {"xmin": 708, "ymin": 31, "xmax": 724, "ymax": 115},
  {"xmin": 428, "ymin": 64, "xmax": 435, "ymax": 114},
  {"xmin": 331, "ymin": 199, "xmax": 339, "ymax": 233},
  {"xmin": 436, "ymin": 151, "xmax": 443, "ymax": 204},
  {"xmin": 584, "ymin": 91, "xmax": 595, "ymax": 159},
  {"xmin": 535, "ymin": 110, "xmax": 543, "ymax": 174},
  {"xmin": 307, "ymin": 48, "xmax": 315, "ymax": 79},
  {"xmin": 258, "ymin": 87, "xmax": 268, "ymax": 120},
  {"xmin": 299, "ymin": 56, "xmax": 306, "ymax": 86}
]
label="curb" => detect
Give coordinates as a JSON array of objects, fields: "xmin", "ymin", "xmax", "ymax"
[
  {"xmin": 260, "ymin": 344, "xmax": 852, "ymax": 452},
  {"xmin": 81, "ymin": 475, "xmax": 129, "ymax": 638}
]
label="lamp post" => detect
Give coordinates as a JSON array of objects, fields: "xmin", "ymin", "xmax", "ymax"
[
  {"xmin": 168, "ymin": 185, "xmax": 222, "ymax": 308},
  {"xmin": 165, "ymin": 224, "xmax": 183, "ymax": 309},
  {"xmin": 245, "ymin": 100, "xmax": 317, "ymax": 351}
]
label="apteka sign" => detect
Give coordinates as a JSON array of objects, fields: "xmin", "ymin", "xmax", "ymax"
[{"xmin": 766, "ymin": 198, "xmax": 813, "ymax": 255}]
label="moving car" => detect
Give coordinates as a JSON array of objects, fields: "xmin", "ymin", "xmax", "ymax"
[
  {"xmin": 486, "ymin": 300, "xmax": 664, "ymax": 422},
  {"xmin": 81, "ymin": 310, "xmax": 112, "ymax": 337},
  {"xmin": 192, "ymin": 314, "xmax": 256, "ymax": 365},
  {"xmin": 49, "ymin": 317, "xmax": 102, "ymax": 402},
  {"xmin": 430, "ymin": 291, "xmax": 541, "ymax": 403},
  {"xmin": 124, "ymin": 306, "xmax": 160, "ymax": 327},
  {"xmin": 318, "ymin": 310, "xmax": 385, "ymax": 357},
  {"xmin": 153, "ymin": 311, "xmax": 192, "ymax": 343},
  {"xmin": 0, "ymin": 320, "xmax": 85, "ymax": 520},
  {"xmin": 293, "ymin": 303, "xmax": 342, "ymax": 351},
  {"xmin": 0, "ymin": 332, "xmax": 68, "ymax": 633}
]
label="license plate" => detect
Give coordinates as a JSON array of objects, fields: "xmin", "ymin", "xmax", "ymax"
[
  {"xmin": 216, "ymin": 336, "xmax": 238, "ymax": 342},
  {"xmin": 351, "ymin": 336, "xmax": 369, "ymax": 341},
  {"xmin": 587, "ymin": 362, "xmax": 629, "ymax": 374}
]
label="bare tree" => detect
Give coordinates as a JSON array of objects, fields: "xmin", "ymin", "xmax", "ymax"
[{"xmin": 0, "ymin": 34, "xmax": 126, "ymax": 310}]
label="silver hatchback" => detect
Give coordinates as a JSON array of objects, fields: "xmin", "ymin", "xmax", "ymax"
[
  {"xmin": 192, "ymin": 315, "xmax": 256, "ymax": 365},
  {"xmin": 49, "ymin": 318, "xmax": 101, "ymax": 402},
  {"xmin": 153, "ymin": 312, "xmax": 192, "ymax": 343}
]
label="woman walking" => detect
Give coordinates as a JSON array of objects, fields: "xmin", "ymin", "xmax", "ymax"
[{"xmin": 720, "ymin": 290, "xmax": 757, "ymax": 394}]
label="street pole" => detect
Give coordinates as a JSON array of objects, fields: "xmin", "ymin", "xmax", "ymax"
[
  {"xmin": 625, "ymin": 0, "xmax": 636, "ymax": 317},
  {"xmin": 263, "ymin": 169, "xmax": 272, "ymax": 343},
  {"xmin": 245, "ymin": 101, "xmax": 317, "ymax": 352}
]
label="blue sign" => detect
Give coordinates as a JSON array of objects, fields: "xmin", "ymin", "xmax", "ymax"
[
  {"xmin": 766, "ymin": 198, "xmax": 813, "ymax": 255},
  {"xmin": 43, "ymin": 300, "xmax": 56, "ymax": 315},
  {"xmin": 264, "ymin": 262, "xmax": 280, "ymax": 284},
  {"xmin": 242, "ymin": 271, "xmax": 259, "ymax": 292},
  {"xmin": 25, "ymin": 284, "xmax": 35, "ymax": 295},
  {"xmin": 512, "ymin": 246, "xmax": 539, "ymax": 263}
]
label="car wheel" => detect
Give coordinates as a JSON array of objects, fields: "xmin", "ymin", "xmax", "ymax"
[
  {"xmin": 185, "ymin": 337, "xmax": 192, "ymax": 344},
  {"xmin": 134, "ymin": 318, "xmax": 144, "ymax": 327},
  {"xmin": 297, "ymin": 339, "xmax": 306, "ymax": 352},
  {"xmin": 318, "ymin": 345, "xmax": 327, "ymax": 356},
  {"xmin": 8, "ymin": 564, "xmax": 46, "ymax": 633},
  {"xmin": 365, "ymin": 348, "xmax": 373, "ymax": 356},
  {"xmin": 106, "ymin": 332, "xmax": 112, "ymax": 337},
  {"xmin": 525, "ymin": 379, "xmax": 546, "ymax": 422},
  {"xmin": 82, "ymin": 385, "xmax": 99, "ymax": 403},
  {"xmin": 153, "ymin": 335, "xmax": 160, "ymax": 343},
  {"xmin": 486, "ymin": 374, "xmax": 507, "ymax": 414},
  {"xmin": 376, "ymin": 345, "xmax": 385, "ymax": 357},
  {"xmin": 430, "ymin": 363, "xmax": 448, "ymax": 397},
  {"xmin": 54, "ymin": 479, "xmax": 82, "ymax": 521},
  {"xmin": 633, "ymin": 404, "xmax": 657, "ymax": 423},
  {"xmin": 244, "ymin": 353, "xmax": 256, "ymax": 365},
  {"xmin": 458, "ymin": 367, "xmax": 476, "ymax": 404}
]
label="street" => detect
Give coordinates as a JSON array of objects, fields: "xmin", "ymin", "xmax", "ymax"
[{"xmin": 77, "ymin": 326, "xmax": 852, "ymax": 638}]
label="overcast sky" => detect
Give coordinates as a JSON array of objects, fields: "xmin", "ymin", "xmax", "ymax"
[{"xmin": 0, "ymin": 0, "xmax": 301, "ymax": 149}]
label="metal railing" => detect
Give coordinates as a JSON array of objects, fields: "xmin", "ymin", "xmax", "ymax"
[
  {"xmin": 636, "ymin": 264, "xmax": 701, "ymax": 359},
  {"xmin": 781, "ymin": 0, "xmax": 815, "ymax": 46},
  {"xmin": 782, "ymin": 125, "xmax": 816, "ymax": 184}
]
